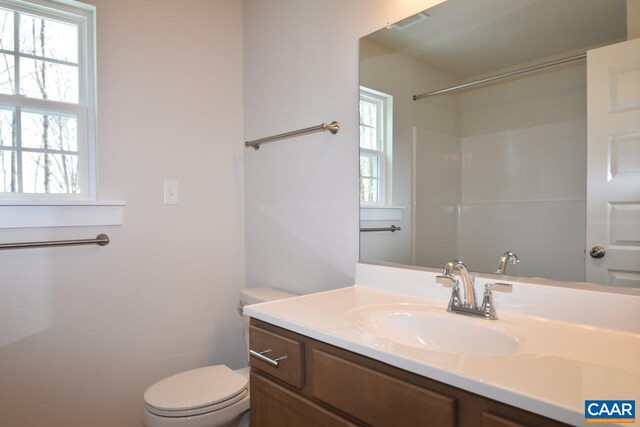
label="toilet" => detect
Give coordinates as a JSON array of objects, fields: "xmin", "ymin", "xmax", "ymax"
[{"xmin": 143, "ymin": 287, "xmax": 295, "ymax": 427}]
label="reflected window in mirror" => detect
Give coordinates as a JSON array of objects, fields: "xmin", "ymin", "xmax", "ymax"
[{"xmin": 359, "ymin": 87, "xmax": 392, "ymax": 206}]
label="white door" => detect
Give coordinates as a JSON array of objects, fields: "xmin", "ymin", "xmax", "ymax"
[{"xmin": 586, "ymin": 38, "xmax": 640, "ymax": 286}]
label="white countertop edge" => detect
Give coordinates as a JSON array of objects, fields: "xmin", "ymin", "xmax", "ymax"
[{"xmin": 245, "ymin": 305, "xmax": 583, "ymax": 426}]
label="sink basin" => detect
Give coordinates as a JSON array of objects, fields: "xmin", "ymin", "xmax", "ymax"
[{"xmin": 352, "ymin": 304, "xmax": 521, "ymax": 356}]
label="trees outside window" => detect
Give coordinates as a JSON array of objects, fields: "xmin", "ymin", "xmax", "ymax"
[{"xmin": 0, "ymin": 0, "xmax": 95, "ymax": 200}]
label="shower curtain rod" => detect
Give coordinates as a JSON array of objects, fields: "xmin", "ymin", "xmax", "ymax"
[{"xmin": 413, "ymin": 53, "xmax": 586, "ymax": 100}]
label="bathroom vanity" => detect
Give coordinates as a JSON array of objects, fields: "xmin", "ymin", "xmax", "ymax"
[
  {"xmin": 249, "ymin": 319, "xmax": 567, "ymax": 427},
  {"xmin": 245, "ymin": 263, "xmax": 640, "ymax": 427}
]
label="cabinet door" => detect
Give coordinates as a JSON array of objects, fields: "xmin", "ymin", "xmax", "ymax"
[
  {"xmin": 251, "ymin": 373, "xmax": 356, "ymax": 427},
  {"xmin": 482, "ymin": 412, "xmax": 527, "ymax": 427},
  {"xmin": 311, "ymin": 349, "xmax": 457, "ymax": 427}
]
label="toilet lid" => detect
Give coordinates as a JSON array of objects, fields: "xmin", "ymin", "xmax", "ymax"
[
  {"xmin": 146, "ymin": 389, "xmax": 248, "ymax": 418},
  {"xmin": 144, "ymin": 365, "xmax": 248, "ymax": 412}
]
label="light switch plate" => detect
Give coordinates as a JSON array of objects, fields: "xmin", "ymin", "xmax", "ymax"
[{"xmin": 164, "ymin": 180, "xmax": 178, "ymax": 205}]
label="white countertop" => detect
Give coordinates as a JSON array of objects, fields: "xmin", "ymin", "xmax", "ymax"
[{"xmin": 245, "ymin": 264, "xmax": 640, "ymax": 426}]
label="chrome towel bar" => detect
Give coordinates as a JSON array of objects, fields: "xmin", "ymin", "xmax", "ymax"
[
  {"xmin": 0, "ymin": 234, "xmax": 110, "ymax": 250},
  {"xmin": 413, "ymin": 53, "xmax": 586, "ymax": 100},
  {"xmin": 245, "ymin": 121, "xmax": 339, "ymax": 150},
  {"xmin": 360, "ymin": 225, "xmax": 401, "ymax": 233}
]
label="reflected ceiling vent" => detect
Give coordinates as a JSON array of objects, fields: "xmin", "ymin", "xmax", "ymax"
[{"xmin": 388, "ymin": 11, "xmax": 429, "ymax": 31}]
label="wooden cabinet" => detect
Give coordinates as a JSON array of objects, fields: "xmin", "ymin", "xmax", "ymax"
[
  {"xmin": 249, "ymin": 319, "xmax": 569, "ymax": 427},
  {"xmin": 312, "ymin": 349, "xmax": 456, "ymax": 427},
  {"xmin": 481, "ymin": 412, "xmax": 528, "ymax": 427},
  {"xmin": 251, "ymin": 373, "xmax": 355, "ymax": 427}
]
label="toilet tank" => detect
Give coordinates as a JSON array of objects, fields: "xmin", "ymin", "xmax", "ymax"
[
  {"xmin": 240, "ymin": 287, "xmax": 295, "ymax": 361},
  {"xmin": 239, "ymin": 287, "xmax": 295, "ymax": 309}
]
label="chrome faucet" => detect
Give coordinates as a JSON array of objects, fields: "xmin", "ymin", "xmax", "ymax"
[
  {"xmin": 496, "ymin": 251, "xmax": 519, "ymax": 275},
  {"xmin": 437, "ymin": 259, "xmax": 512, "ymax": 320},
  {"xmin": 439, "ymin": 259, "xmax": 476, "ymax": 308}
]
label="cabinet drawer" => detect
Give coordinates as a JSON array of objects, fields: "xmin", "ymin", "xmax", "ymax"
[
  {"xmin": 312, "ymin": 349, "xmax": 457, "ymax": 427},
  {"xmin": 249, "ymin": 325, "xmax": 304, "ymax": 389}
]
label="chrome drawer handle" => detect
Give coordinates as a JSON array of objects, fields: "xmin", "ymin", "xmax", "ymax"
[{"xmin": 249, "ymin": 349, "xmax": 288, "ymax": 367}]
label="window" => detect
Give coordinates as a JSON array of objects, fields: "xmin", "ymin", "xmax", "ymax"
[
  {"xmin": 0, "ymin": 0, "xmax": 96, "ymax": 201},
  {"xmin": 359, "ymin": 87, "xmax": 392, "ymax": 205}
]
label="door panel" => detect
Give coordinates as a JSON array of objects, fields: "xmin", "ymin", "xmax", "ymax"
[{"xmin": 586, "ymin": 38, "xmax": 640, "ymax": 286}]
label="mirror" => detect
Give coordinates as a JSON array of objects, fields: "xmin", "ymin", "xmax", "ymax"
[{"xmin": 359, "ymin": 0, "xmax": 638, "ymax": 286}]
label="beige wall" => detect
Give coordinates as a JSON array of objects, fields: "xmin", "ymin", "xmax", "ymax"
[
  {"xmin": 0, "ymin": 1, "xmax": 245, "ymax": 426},
  {"xmin": 243, "ymin": 0, "xmax": 444, "ymax": 294}
]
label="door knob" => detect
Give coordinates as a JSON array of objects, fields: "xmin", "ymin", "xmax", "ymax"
[{"xmin": 590, "ymin": 246, "xmax": 606, "ymax": 259}]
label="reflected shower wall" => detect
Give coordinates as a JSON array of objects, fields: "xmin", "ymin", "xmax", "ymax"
[{"xmin": 411, "ymin": 61, "xmax": 587, "ymax": 281}]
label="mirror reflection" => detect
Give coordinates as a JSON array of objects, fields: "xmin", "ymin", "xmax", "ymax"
[{"xmin": 359, "ymin": 0, "xmax": 638, "ymax": 286}]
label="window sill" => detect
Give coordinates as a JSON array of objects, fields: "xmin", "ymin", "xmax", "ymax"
[
  {"xmin": 0, "ymin": 200, "xmax": 125, "ymax": 229},
  {"xmin": 360, "ymin": 205, "xmax": 405, "ymax": 221}
]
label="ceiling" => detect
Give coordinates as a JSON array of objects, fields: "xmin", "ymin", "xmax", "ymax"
[{"xmin": 365, "ymin": 0, "xmax": 627, "ymax": 79}]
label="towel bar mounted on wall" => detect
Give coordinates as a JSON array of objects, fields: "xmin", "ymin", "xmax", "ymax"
[
  {"xmin": 360, "ymin": 225, "xmax": 401, "ymax": 233},
  {"xmin": 0, "ymin": 234, "xmax": 110, "ymax": 250},
  {"xmin": 245, "ymin": 121, "xmax": 339, "ymax": 150}
]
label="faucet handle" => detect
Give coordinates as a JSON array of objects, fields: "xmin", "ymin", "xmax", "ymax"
[
  {"xmin": 482, "ymin": 283, "xmax": 512, "ymax": 320},
  {"xmin": 485, "ymin": 282, "xmax": 513, "ymax": 293},
  {"xmin": 436, "ymin": 275, "xmax": 458, "ymax": 287},
  {"xmin": 438, "ymin": 275, "xmax": 461, "ymax": 311}
]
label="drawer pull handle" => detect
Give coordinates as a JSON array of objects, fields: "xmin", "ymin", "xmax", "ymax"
[{"xmin": 249, "ymin": 349, "xmax": 288, "ymax": 367}]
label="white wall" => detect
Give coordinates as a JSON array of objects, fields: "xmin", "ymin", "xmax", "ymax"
[
  {"xmin": 243, "ymin": 0, "xmax": 445, "ymax": 295},
  {"xmin": 0, "ymin": 1, "xmax": 245, "ymax": 426},
  {"xmin": 413, "ymin": 127, "xmax": 460, "ymax": 267},
  {"xmin": 459, "ymin": 62, "xmax": 587, "ymax": 136}
]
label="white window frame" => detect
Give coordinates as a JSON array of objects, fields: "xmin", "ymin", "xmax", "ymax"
[
  {"xmin": 0, "ymin": 0, "xmax": 97, "ymax": 202},
  {"xmin": 0, "ymin": 1, "xmax": 123, "ymax": 229},
  {"xmin": 359, "ymin": 86, "xmax": 392, "ymax": 206}
]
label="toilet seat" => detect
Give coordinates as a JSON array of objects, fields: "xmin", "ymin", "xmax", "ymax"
[
  {"xmin": 144, "ymin": 365, "xmax": 248, "ymax": 418},
  {"xmin": 146, "ymin": 388, "xmax": 248, "ymax": 417}
]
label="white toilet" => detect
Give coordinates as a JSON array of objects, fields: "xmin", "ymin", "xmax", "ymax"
[{"xmin": 143, "ymin": 287, "xmax": 294, "ymax": 427}]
